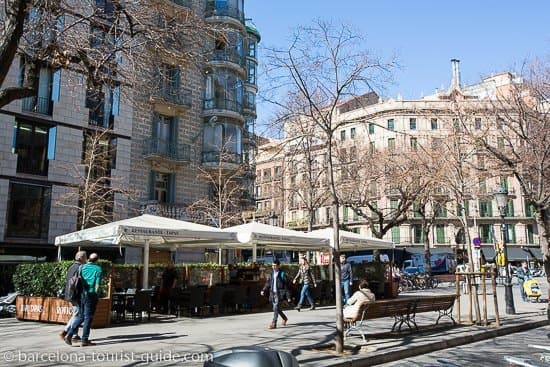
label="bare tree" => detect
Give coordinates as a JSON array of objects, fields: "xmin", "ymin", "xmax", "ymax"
[
  {"xmin": 0, "ymin": 0, "xmax": 212, "ymax": 109},
  {"xmin": 56, "ymin": 127, "xmax": 132, "ymax": 229},
  {"xmin": 187, "ymin": 148, "xmax": 250, "ymax": 229},
  {"xmin": 282, "ymin": 113, "xmax": 330, "ymax": 231},
  {"xmin": 339, "ymin": 138, "xmax": 423, "ymax": 238},
  {"xmin": 263, "ymin": 19, "xmax": 395, "ymax": 352}
]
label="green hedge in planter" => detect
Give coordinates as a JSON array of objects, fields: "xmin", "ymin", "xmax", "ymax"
[{"xmin": 13, "ymin": 260, "xmax": 112, "ymax": 297}]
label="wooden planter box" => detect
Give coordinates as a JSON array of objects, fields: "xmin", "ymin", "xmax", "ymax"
[{"xmin": 16, "ymin": 296, "xmax": 111, "ymax": 328}]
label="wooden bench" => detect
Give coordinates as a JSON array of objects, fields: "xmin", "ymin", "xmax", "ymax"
[{"xmin": 344, "ymin": 294, "xmax": 457, "ymax": 342}]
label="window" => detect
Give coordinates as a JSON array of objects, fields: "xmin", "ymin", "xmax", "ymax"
[
  {"xmin": 435, "ymin": 203, "xmax": 447, "ymax": 217},
  {"xmin": 506, "ymin": 224, "xmax": 516, "ymax": 243},
  {"xmin": 392, "ymin": 226, "xmax": 400, "ymax": 243},
  {"xmin": 340, "ymin": 130, "xmax": 346, "ymax": 140},
  {"xmin": 343, "ymin": 206, "xmax": 349, "ymax": 222},
  {"xmin": 369, "ymin": 142, "xmax": 375, "ymax": 154},
  {"xmin": 453, "ymin": 118, "xmax": 460, "ymax": 131},
  {"xmin": 457, "ymin": 201, "xmax": 470, "ymax": 217},
  {"xmin": 350, "ymin": 127, "xmax": 356, "ymax": 139},
  {"xmin": 390, "ymin": 199, "xmax": 398, "ymax": 210},
  {"xmin": 480, "ymin": 224, "xmax": 493, "ymax": 243},
  {"xmin": 497, "ymin": 117, "xmax": 504, "ymax": 129},
  {"xmin": 505, "ymin": 200, "xmax": 514, "ymax": 217},
  {"xmin": 431, "ymin": 118, "xmax": 438, "ymax": 130},
  {"xmin": 387, "ymin": 119, "xmax": 394, "ymax": 131},
  {"xmin": 368, "ymin": 123, "xmax": 374, "ymax": 134},
  {"xmin": 158, "ymin": 63, "xmax": 180, "ymax": 98},
  {"xmin": 82, "ymin": 132, "xmax": 117, "ymax": 179},
  {"xmin": 479, "ymin": 200, "xmax": 493, "ymax": 217},
  {"xmin": 388, "ymin": 138, "xmax": 395, "ymax": 151},
  {"xmin": 204, "ymin": 71, "xmax": 244, "ymax": 112},
  {"xmin": 410, "ymin": 137, "xmax": 417, "ymax": 151},
  {"xmin": 202, "ymin": 121, "xmax": 242, "ymax": 164},
  {"xmin": 246, "ymin": 59, "xmax": 257, "ymax": 85},
  {"xmin": 412, "ymin": 224, "xmax": 423, "ymax": 243},
  {"xmin": 13, "ymin": 121, "xmax": 56, "ymax": 176},
  {"xmin": 21, "ymin": 65, "xmax": 59, "ymax": 115},
  {"xmin": 497, "ymin": 137, "xmax": 504, "ymax": 148},
  {"xmin": 474, "ymin": 118, "xmax": 482, "ymax": 130},
  {"xmin": 369, "ymin": 181, "xmax": 377, "ymax": 197},
  {"xmin": 525, "ymin": 203, "xmax": 535, "ymax": 217},
  {"xmin": 248, "ymin": 36, "xmax": 257, "ymax": 57},
  {"xmin": 86, "ymin": 84, "xmax": 119, "ymax": 128},
  {"xmin": 413, "ymin": 202, "xmax": 421, "ymax": 217},
  {"xmin": 152, "ymin": 113, "xmax": 176, "ymax": 156},
  {"xmin": 436, "ymin": 225, "xmax": 445, "ymax": 244},
  {"xmin": 149, "ymin": 171, "xmax": 175, "ymax": 203},
  {"xmin": 6, "ymin": 182, "xmax": 51, "ymax": 239},
  {"xmin": 526, "ymin": 224, "xmax": 535, "ymax": 244},
  {"xmin": 409, "ymin": 118, "xmax": 417, "ymax": 130}
]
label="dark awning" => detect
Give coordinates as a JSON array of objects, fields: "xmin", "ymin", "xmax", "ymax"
[{"xmin": 479, "ymin": 246, "xmax": 542, "ymax": 261}]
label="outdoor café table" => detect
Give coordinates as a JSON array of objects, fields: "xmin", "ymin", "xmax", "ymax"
[{"xmin": 111, "ymin": 290, "xmax": 135, "ymax": 321}]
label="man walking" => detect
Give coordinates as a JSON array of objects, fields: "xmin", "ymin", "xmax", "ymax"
[
  {"xmin": 261, "ymin": 259, "xmax": 291, "ymax": 329},
  {"xmin": 516, "ymin": 260, "xmax": 532, "ymax": 302},
  {"xmin": 340, "ymin": 254, "xmax": 353, "ymax": 304},
  {"xmin": 60, "ymin": 251, "xmax": 86, "ymax": 342},
  {"xmin": 65, "ymin": 253, "xmax": 102, "ymax": 347}
]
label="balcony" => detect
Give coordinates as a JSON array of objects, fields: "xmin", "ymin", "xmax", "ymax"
[
  {"xmin": 141, "ymin": 201, "xmax": 188, "ymax": 220},
  {"xmin": 22, "ymin": 96, "xmax": 52, "ymax": 116},
  {"xmin": 151, "ymin": 88, "xmax": 192, "ymax": 111},
  {"xmin": 205, "ymin": 3, "xmax": 244, "ymax": 24},
  {"xmin": 143, "ymin": 138, "xmax": 191, "ymax": 163},
  {"xmin": 89, "ymin": 110, "xmax": 114, "ymax": 128},
  {"xmin": 201, "ymin": 151, "xmax": 242, "ymax": 166},
  {"xmin": 203, "ymin": 98, "xmax": 242, "ymax": 114},
  {"xmin": 167, "ymin": 0, "xmax": 191, "ymax": 8},
  {"xmin": 208, "ymin": 50, "xmax": 245, "ymax": 69}
]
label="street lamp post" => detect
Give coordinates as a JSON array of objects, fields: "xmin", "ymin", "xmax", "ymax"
[{"xmin": 493, "ymin": 186, "xmax": 516, "ymax": 315}]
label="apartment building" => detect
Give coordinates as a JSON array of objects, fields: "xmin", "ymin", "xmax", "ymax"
[
  {"xmin": 253, "ymin": 60, "xmax": 541, "ymax": 260},
  {"xmin": 0, "ymin": 0, "xmax": 259, "ymax": 265}
]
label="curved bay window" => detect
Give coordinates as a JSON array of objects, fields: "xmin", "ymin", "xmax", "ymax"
[
  {"xmin": 202, "ymin": 121, "xmax": 242, "ymax": 164},
  {"xmin": 204, "ymin": 71, "xmax": 243, "ymax": 113}
]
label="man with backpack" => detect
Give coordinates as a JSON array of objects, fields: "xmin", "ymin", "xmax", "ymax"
[
  {"xmin": 60, "ymin": 251, "xmax": 86, "ymax": 343},
  {"xmin": 261, "ymin": 259, "xmax": 291, "ymax": 329},
  {"xmin": 64, "ymin": 253, "xmax": 102, "ymax": 347}
]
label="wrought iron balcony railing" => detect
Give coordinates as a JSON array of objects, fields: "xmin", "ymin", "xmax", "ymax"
[{"xmin": 144, "ymin": 138, "xmax": 191, "ymax": 162}]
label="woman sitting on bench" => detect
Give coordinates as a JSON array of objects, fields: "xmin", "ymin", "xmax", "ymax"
[{"xmin": 343, "ymin": 279, "xmax": 375, "ymax": 319}]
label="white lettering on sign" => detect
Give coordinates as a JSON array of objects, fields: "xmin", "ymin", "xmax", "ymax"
[
  {"xmin": 56, "ymin": 306, "xmax": 73, "ymax": 315},
  {"xmin": 20, "ymin": 304, "xmax": 43, "ymax": 313}
]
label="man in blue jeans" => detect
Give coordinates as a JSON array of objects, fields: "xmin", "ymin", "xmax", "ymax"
[
  {"xmin": 340, "ymin": 254, "xmax": 352, "ymax": 304},
  {"xmin": 60, "ymin": 250, "xmax": 86, "ymax": 342},
  {"xmin": 65, "ymin": 253, "xmax": 102, "ymax": 347}
]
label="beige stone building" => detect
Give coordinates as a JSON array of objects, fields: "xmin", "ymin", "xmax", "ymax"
[{"xmin": 252, "ymin": 60, "xmax": 541, "ymax": 261}]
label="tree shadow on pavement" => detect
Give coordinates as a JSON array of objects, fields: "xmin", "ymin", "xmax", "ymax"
[{"xmin": 93, "ymin": 332, "xmax": 184, "ymax": 345}]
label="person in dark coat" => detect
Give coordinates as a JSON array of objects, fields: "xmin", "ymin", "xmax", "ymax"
[
  {"xmin": 261, "ymin": 259, "xmax": 291, "ymax": 329},
  {"xmin": 59, "ymin": 250, "xmax": 87, "ymax": 343},
  {"xmin": 159, "ymin": 262, "xmax": 178, "ymax": 314}
]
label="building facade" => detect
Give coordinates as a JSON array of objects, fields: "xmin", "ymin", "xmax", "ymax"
[
  {"xmin": 0, "ymin": 0, "xmax": 259, "ymax": 265},
  {"xmin": 252, "ymin": 61, "xmax": 541, "ymax": 260}
]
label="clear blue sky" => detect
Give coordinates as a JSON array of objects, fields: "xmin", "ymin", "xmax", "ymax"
[{"xmin": 245, "ymin": 0, "xmax": 549, "ymax": 128}]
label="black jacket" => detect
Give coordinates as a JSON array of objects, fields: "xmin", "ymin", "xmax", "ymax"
[
  {"xmin": 262, "ymin": 271, "xmax": 291, "ymax": 302},
  {"xmin": 64, "ymin": 261, "xmax": 81, "ymax": 303}
]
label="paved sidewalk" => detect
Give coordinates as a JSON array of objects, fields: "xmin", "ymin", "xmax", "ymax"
[{"xmin": 0, "ymin": 280, "xmax": 547, "ymax": 366}]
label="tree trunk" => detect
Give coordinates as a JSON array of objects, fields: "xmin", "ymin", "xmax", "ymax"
[
  {"xmin": 423, "ymin": 222, "xmax": 432, "ymax": 275},
  {"xmin": 534, "ymin": 208, "xmax": 550, "ymax": 319}
]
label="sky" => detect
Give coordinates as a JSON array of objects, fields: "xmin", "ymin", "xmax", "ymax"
[{"xmin": 245, "ymin": 0, "xmax": 550, "ymax": 129}]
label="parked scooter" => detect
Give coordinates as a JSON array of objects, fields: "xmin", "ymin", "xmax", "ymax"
[{"xmin": 0, "ymin": 292, "xmax": 19, "ymax": 317}]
